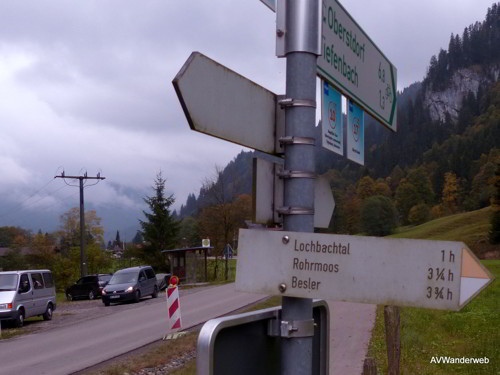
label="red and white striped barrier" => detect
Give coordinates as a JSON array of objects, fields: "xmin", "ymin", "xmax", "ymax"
[{"xmin": 166, "ymin": 277, "xmax": 182, "ymax": 330}]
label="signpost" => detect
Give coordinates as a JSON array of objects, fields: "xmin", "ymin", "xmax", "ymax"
[
  {"xmin": 236, "ymin": 229, "xmax": 494, "ymax": 311},
  {"xmin": 252, "ymin": 157, "xmax": 335, "ymax": 228},
  {"xmin": 173, "ymin": 52, "xmax": 284, "ymax": 155},
  {"xmin": 317, "ymin": 0, "xmax": 397, "ymax": 131}
]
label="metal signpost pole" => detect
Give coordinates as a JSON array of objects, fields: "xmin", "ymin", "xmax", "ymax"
[{"xmin": 279, "ymin": 1, "xmax": 320, "ymax": 374}]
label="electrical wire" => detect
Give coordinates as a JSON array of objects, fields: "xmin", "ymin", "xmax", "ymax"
[{"xmin": 0, "ymin": 177, "xmax": 57, "ymax": 219}]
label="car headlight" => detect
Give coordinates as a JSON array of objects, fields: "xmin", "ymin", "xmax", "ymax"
[
  {"xmin": 125, "ymin": 286, "xmax": 134, "ymax": 293},
  {"xmin": 0, "ymin": 303, "xmax": 13, "ymax": 310},
  {"xmin": 101, "ymin": 290, "xmax": 107, "ymax": 295}
]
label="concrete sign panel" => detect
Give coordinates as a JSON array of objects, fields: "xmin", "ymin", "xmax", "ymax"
[
  {"xmin": 173, "ymin": 52, "xmax": 284, "ymax": 155},
  {"xmin": 236, "ymin": 229, "xmax": 494, "ymax": 311},
  {"xmin": 321, "ymin": 80, "xmax": 343, "ymax": 155},
  {"xmin": 317, "ymin": 0, "xmax": 397, "ymax": 131},
  {"xmin": 346, "ymin": 99, "xmax": 364, "ymax": 166}
]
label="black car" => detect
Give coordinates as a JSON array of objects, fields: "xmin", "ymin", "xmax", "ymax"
[{"xmin": 66, "ymin": 274, "xmax": 112, "ymax": 301}]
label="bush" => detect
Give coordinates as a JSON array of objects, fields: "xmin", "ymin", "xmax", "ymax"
[
  {"xmin": 361, "ymin": 195, "xmax": 399, "ymax": 236},
  {"xmin": 408, "ymin": 203, "xmax": 431, "ymax": 225}
]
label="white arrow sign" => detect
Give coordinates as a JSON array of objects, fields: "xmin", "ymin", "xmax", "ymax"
[
  {"xmin": 173, "ymin": 52, "xmax": 284, "ymax": 155},
  {"xmin": 236, "ymin": 229, "xmax": 494, "ymax": 310},
  {"xmin": 317, "ymin": 0, "xmax": 397, "ymax": 131},
  {"xmin": 252, "ymin": 158, "xmax": 335, "ymax": 228}
]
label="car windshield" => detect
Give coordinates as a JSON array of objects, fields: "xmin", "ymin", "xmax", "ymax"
[
  {"xmin": 108, "ymin": 273, "xmax": 137, "ymax": 285},
  {"xmin": 0, "ymin": 274, "xmax": 18, "ymax": 291}
]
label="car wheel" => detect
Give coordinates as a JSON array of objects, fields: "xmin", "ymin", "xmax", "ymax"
[
  {"xmin": 88, "ymin": 290, "xmax": 95, "ymax": 300},
  {"xmin": 103, "ymin": 301, "xmax": 110, "ymax": 307},
  {"xmin": 134, "ymin": 290, "xmax": 141, "ymax": 303},
  {"xmin": 66, "ymin": 293, "xmax": 73, "ymax": 301},
  {"xmin": 43, "ymin": 304, "xmax": 53, "ymax": 321},
  {"xmin": 15, "ymin": 309, "xmax": 25, "ymax": 328},
  {"xmin": 152, "ymin": 286, "xmax": 158, "ymax": 298}
]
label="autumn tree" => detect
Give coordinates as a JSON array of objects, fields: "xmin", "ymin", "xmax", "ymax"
[
  {"xmin": 356, "ymin": 176, "xmax": 375, "ymax": 200},
  {"xmin": 58, "ymin": 208, "xmax": 104, "ymax": 252},
  {"xmin": 197, "ymin": 167, "xmax": 251, "ymax": 280},
  {"xmin": 442, "ymin": 172, "xmax": 460, "ymax": 213},
  {"xmin": 139, "ymin": 172, "xmax": 179, "ymax": 272}
]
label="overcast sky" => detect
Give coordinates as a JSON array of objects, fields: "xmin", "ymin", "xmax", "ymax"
[{"xmin": 0, "ymin": 0, "xmax": 495, "ymax": 240}]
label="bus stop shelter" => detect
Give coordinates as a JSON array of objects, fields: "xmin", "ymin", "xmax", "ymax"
[{"xmin": 161, "ymin": 246, "xmax": 212, "ymax": 283}]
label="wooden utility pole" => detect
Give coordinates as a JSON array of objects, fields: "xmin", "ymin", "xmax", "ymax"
[{"xmin": 55, "ymin": 171, "xmax": 105, "ymax": 277}]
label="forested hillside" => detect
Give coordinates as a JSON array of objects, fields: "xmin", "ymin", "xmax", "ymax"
[{"xmin": 176, "ymin": 3, "xmax": 500, "ymax": 253}]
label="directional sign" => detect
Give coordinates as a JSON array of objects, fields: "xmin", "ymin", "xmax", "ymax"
[
  {"xmin": 317, "ymin": 0, "xmax": 397, "ymax": 131},
  {"xmin": 252, "ymin": 158, "xmax": 335, "ymax": 228},
  {"xmin": 173, "ymin": 52, "xmax": 284, "ymax": 155},
  {"xmin": 236, "ymin": 230, "xmax": 494, "ymax": 310},
  {"xmin": 259, "ymin": 0, "xmax": 276, "ymax": 12}
]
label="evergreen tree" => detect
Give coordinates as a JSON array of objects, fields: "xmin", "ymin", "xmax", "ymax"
[
  {"xmin": 489, "ymin": 159, "xmax": 500, "ymax": 244},
  {"xmin": 139, "ymin": 172, "xmax": 180, "ymax": 271}
]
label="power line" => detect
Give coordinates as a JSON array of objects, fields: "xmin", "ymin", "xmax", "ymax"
[
  {"xmin": 0, "ymin": 177, "xmax": 57, "ymax": 220},
  {"xmin": 55, "ymin": 171, "xmax": 106, "ymax": 278}
]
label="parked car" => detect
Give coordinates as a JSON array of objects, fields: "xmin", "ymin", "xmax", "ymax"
[
  {"xmin": 0, "ymin": 270, "xmax": 56, "ymax": 327},
  {"xmin": 65, "ymin": 274, "xmax": 112, "ymax": 301},
  {"xmin": 101, "ymin": 266, "xmax": 158, "ymax": 306}
]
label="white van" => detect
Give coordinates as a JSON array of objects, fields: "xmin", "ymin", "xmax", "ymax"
[{"xmin": 0, "ymin": 270, "xmax": 57, "ymax": 327}]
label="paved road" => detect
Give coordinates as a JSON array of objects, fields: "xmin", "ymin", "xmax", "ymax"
[
  {"xmin": 328, "ymin": 301, "xmax": 376, "ymax": 375},
  {"xmin": 0, "ymin": 284, "xmax": 266, "ymax": 375}
]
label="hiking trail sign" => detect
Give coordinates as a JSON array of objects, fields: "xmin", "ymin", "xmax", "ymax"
[
  {"xmin": 317, "ymin": 0, "xmax": 397, "ymax": 131},
  {"xmin": 173, "ymin": 52, "xmax": 284, "ymax": 155},
  {"xmin": 236, "ymin": 229, "xmax": 493, "ymax": 311}
]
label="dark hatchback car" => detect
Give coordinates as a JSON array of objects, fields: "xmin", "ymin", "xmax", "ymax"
[
  {"xmin": 65, "ymin": 274, "xmax": 112, "ymax": 301},
  {"xmin": 101, "ymin": 266, "xmax": 158, "ymax": 306}
]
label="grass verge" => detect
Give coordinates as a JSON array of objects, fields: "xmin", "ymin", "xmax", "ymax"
[{"xmin": 368, "ymin": 260, "xmax": 499, "ymax": 375}]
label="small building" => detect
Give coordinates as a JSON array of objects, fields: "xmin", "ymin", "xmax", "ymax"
[{"xmin": 161, "ymin": 246, "xmax": 212, "ymax": 283}]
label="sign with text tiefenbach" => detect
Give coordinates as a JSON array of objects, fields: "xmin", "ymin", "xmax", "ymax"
[
  {"xmin": 235, "ymin": 230, "xmax": 494, "ymax": 310},
  {"xmin": 317, "ymin": 0, "xmax": 397, "ymax": 131}
]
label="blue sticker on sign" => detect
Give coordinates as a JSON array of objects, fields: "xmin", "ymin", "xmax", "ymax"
[
  {"xmin": 347, "ymin": 99, "xmax": 364, "ymax": 166},
  {"xmin": 321, "ymin": 80, "xmax": 343, "ymax": 156}
]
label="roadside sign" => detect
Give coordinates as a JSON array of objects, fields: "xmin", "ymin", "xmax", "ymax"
[
  {"xmin": 346, "ymin": 99, "xmax": 364, "ymax": 165},
  {"xmin": 321, "ymin": 80, "xmax": 343, "ymax": 155},
  {"xmin": 173, "ymin": 52, "xmax": 284, "ymax": 155},
  {"xmin": 236, "ymin": 229, "xmax": 494, "ymax": 311},
  {"xmin": 317, "ymin": 0, "xmax": 397, "ymax": 131},
  {"xmin": 252, "ymin": 158, "xmax": 335, "ymax": 228},
  {"xmin": 259, "ymin": 0, "xmax": 276, "ymax": 12},
  {"xmin": 197, "ymin": 300, "xmax": 329, "ymax": 375},
  {"xmin": 202, "ymin": 239, "xmax": 210, "ymax": 248}
]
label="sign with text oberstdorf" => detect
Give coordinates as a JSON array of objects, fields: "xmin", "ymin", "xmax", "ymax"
[
  {"xmin": 317, "ymin": 0, "xmax": 397, "ymax": 131},
  {"xmin": 235, "ymin": 229, "xmax": 494, "ymax": 310}
]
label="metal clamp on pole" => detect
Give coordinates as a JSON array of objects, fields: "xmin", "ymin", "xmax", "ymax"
[
  {"xmin": 268, "ymin": 318, "xmax": 315, "ymax": 338},
  {"xmin": 279, "ymin": 136, "xmax": 315, "ymax": 146},
  {"xmin": 278, "ymin": 98, "xmax": 316, "ymax": 108},
  {"xmin": 277, "ymin": 170, "xmax": 317, "ymax": 179},
  {"xmin": 277, "ymin": 206, "xmax": 314, "ymax": 215}
]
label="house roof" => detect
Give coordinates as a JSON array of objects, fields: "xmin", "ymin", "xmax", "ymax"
[{"xmin": 161, "ymin": 246, "xmax": 213, "ymax": 253}]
